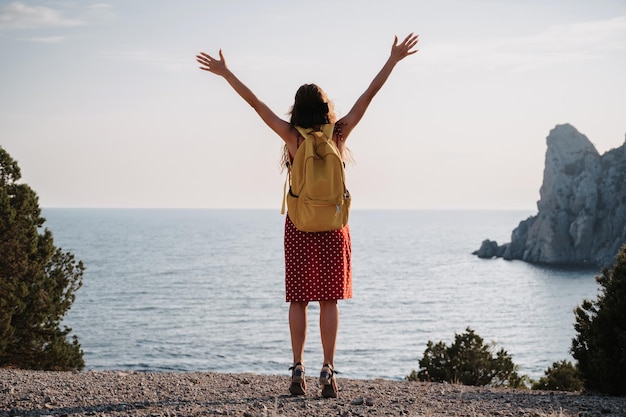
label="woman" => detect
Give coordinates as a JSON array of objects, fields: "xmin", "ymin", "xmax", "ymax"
[{"xmin": 196, "ymin": 33, "xmax": 419, "ymax": 398}]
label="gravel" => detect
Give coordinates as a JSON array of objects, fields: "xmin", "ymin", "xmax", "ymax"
[{"xmin": 1, "ymin": 369, "xmax": 625, "ymax": 416}]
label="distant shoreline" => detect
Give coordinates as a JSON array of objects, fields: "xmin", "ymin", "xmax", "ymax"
[
  {"xmin": 2, "ymin": 369, "xmax": 625, "ymax": 416},
  {"xmin": 40, "ymin": 207, "xmax": 538, "ymax": 212}
]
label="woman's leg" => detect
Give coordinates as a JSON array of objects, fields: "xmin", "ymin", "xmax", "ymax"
[
  {"xmin": 289, "ymin": 301, "xmax": 308, "ymax": 365},
  {"xmin": 319, "ymin": 299, "xmax": 340, "ymax": 398},
  {"xmin": 319, "ymin": 300, "xmax": 339, "ymax": 366}
]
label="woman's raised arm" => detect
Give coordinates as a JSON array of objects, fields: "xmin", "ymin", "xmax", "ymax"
[
  {"xmin": 196, "ymin": 49, "xmax": 294, "ymax": 143},
  {"xmin": 338, "ymin": 33, "xmax": 419, "ymax": 140}
]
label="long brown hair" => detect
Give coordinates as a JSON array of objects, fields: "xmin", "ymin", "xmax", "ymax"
[
  {"xmin": 281, "ymin": 84, "xmax": 344, "ymax": 169},
  {"xmin": 289, "ymin": 84, "xmax": 337, "ymax": 128}
]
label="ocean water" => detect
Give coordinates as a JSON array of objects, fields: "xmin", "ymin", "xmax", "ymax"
[{"xmin": 43, "ymin": 209, "xmax": 601, "ymax": 381}]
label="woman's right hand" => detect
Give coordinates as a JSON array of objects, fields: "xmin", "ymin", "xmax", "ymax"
[
  {"xmin": 196, "ymin": 49, "xmax": 230, "ymax": 77},
  {"xmin": 390, "ymin": 33, "xmax": 419, "ymax": 63}
]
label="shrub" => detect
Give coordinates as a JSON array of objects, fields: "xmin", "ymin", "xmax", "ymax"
[
  {"xmin": 571, "ymin": 245, "xmax": 626, "ymax": 396},
  {"xmin": 0, "ymin": 146, "xmax": 84, "ymax": 370},
  {"xmin": 532, "ymin": 360, "xmax": 583, "ymax": 392},
  {"xmin": 407, "ymin": 327, "xmax": 527, "ymax": 388}
]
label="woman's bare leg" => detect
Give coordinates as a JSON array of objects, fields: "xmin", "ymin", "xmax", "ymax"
[
  {"xmin": 289, "ymin": 301, "xmax": 308, "ymax": 365},
  {"xmin": 319, "ymin": 300, "xmax": 339, "ymax": 366}
]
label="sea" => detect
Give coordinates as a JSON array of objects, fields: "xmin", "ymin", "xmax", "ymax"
[{"xmin": 43, "ymin": 208, "xmax": 602, "ymax": 382}]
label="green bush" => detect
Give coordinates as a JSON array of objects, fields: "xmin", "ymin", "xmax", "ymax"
[
  {"xmin": 531, "ymin": 360, "xmax": 583, "ymax": 392},
  {"xmin": 572, "ymin": 245, "xmax": 626, "ymax": 396},
  {"xmin": 407, "ymin": 327, "xmax": 527, "ymax": 388},
  {"xmin": 0, "ymin": 146, "xmax": 84, "ymax": 371}
]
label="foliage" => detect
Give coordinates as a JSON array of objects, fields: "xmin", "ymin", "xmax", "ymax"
[
  {"xmin": 407, "ymin": 327, "xmax": 527, "ymax": 388},
  {"xmin": 531, "ymin": 360, "xmax": 583, "ymax": 392},
  {"xmin": 0, "ymin": 146, "xmax": 84, "ymax": 371},
  {"xmin": 572, "ymin": 245, "xmax": 626, "ymax": 396}
]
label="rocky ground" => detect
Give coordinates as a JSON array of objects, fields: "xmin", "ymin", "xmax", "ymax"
[{"xmin": 1, "ymin": 369, "xmax": 626, "ymax": 416}]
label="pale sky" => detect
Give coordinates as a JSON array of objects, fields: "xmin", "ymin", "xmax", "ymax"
[{"xmin": 1, "ymin": 0, "xmax": 625, "ymax": 209}]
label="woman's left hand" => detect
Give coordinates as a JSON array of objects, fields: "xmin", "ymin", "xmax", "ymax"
[{"xmin": 196, "ymin": 49, "xmax": 230, "ymax": 77}]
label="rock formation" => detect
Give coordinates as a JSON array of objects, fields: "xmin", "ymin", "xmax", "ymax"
[{"xmin": 474, "ymin": 124, "xmax": 626, "ymax": 267}]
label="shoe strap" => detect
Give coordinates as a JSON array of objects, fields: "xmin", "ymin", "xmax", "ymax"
[
  {"xmin": 321, "ymin": 364, "xmax": 340, "ymax": 375},
  {"xmin": 289, "ymin": 362, "xmax": 305, "ymax": 371}
]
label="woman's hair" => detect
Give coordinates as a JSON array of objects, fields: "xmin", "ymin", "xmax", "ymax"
[
  {"xmin": 281, "ymin": 83, "xmax": 350, "ymax": 170},
  {"xmin": 289, "ymin": 84, "xmax": 336, "ymax": 128}
]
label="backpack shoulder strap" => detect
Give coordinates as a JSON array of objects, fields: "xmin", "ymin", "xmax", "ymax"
[
  {"xmin": 295, "ymin": 123, "xmax": 335, "ymax": 142},
  {"xmin": 281, "ymin": 170, "xmax": 289, "ymax": 215}
]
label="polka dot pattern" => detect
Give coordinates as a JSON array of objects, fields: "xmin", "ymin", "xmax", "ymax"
[{"xmin": 284, "ymin": 215, "xmax": 352, "ymax": 302}]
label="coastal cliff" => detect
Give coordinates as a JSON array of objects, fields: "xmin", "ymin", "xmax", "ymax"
[{"xmin": 474, "ymin": 124, "xmax": 626, "ymax": 267}]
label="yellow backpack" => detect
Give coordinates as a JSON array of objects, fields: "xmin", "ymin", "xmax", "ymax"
[{"xmin": 281, "ymin": 123, "xmax": 351, "ymax": 232}]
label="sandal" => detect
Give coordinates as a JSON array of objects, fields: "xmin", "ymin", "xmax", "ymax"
[
  {"xmin": 288, "ymin": 362, "xmax": 306, "ymax": 396},
  {"xmin": 319, "ymin": 363, "xmax": 338, "ymax": 398}
]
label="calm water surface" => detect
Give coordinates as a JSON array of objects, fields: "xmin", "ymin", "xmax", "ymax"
[{"xmin": 44, "ymin": 209, "xmax": 600, "ymax": 381}]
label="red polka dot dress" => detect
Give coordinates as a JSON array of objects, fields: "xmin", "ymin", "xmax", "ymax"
[
  {"xmin": 284, "ymin": 123, "xmax": 353, "ymax": 302},
  {"xmin": 284, "ymin": 215, "xmax": 352, "ymax": 302}
]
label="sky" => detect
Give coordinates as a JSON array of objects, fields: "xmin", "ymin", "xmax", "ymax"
[{"xmin": 1, "ymin": 0, "xmax": 625, "ymax": 210}]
